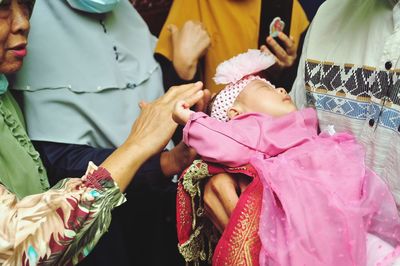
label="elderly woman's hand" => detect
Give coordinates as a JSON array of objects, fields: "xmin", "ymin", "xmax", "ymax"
[
  {"xmin": 101, "ymin": 82, "xmax": 204, "ymax": 191},
  {"xmin": 169, "ymin": 20, "xmax": 211, "ymax": 80},
  {"xmin": 203, "ymin": 173, "xmax": 250, "ymax": 233},
  {"xmin": 130, "ymin": 82, "xmax": 204, "ymax": 156}
]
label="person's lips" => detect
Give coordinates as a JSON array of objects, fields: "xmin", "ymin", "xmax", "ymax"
[{"xmin": 8, "ymin": 43, "xmax": 27, "ymax": 58}]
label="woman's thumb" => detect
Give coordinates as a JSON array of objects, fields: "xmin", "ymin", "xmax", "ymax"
[{"xmin": 168, "ymin": 24, "xmax": 179, "ymax": 42}]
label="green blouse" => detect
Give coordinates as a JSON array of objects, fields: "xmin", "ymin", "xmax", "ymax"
[{"xmin": 0, "ymin": 76, "xmax": 49, "ymax": 199}]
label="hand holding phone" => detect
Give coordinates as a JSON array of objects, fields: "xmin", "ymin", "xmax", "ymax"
[{"xmin": 262, "ymin": 17, "xmax": 297, "ymax": 70}]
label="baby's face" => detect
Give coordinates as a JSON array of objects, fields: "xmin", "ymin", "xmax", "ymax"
[{"xmin": 235, "ymin": 79, "xmax": 297, "ymax": 117}]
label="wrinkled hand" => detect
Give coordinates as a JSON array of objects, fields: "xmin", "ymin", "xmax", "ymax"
[
  {"xmin": 169, "ymin": 20, "xmax": 211, "ymax": 80},
  {"xmin": 203, "ymin": 173, "xmax": 250, "ymax": 233},
  {"xmin": 101, "ymin": 82, "xmax": 204, "ymax": 192},
  {"xmin": 127, "ymin": 82, "xmax": 204, "ymax": 158},
  {"xmin": 160, "ymin": 141, "xmax": 197, "ymax": 176},
  {"xmin": 260, "ymin": 32, "xmax": 297, "ymax": 70}
]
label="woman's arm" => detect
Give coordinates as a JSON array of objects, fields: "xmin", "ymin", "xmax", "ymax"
[
  {"xmin": 33, "ymin": 141, "xmax": 195, "ymax": 187},
  {"xmin": 155, "ymin": 20, "xmax": 210, "ymax": 92},
  {"xmin": 203, "ymin": 172, "xmax": 249, "ymax": 232},
  {"xmin": 155, "ymin": 54, "xmax": 201, "ymax": 92},
  {"xmin": 0, "ymin": 163, "xmax": 125, "ymax": 265},
  {"xmin": 0, "ymin": 82, "xmax": 205, "ymax": 265},
  {"xmin": 168, "ymin": 21, "xmax": 210, "ymax": 81},
  {"xmin": 101, "ymin": 82, "xmax": 204, "ymax": 191}
]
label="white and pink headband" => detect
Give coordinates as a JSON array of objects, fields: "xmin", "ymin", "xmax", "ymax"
[{"xmin": 210, "ymin": 49, "xmax": 275, "ymax": 122}]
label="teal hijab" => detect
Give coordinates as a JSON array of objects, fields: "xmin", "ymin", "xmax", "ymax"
[
  {"xmin": 0, "ymin": 74, "xmax": 7, "ymax": 94},
  {"xmin": 13, "ymin": 0, "xmax": 168, "ymax": 149},
  {"xmin": 0, "ymin": 75, "xmax": 49, "ymax": 198}
]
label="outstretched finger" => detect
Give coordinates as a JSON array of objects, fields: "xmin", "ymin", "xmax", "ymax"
[
  {"xmin": 183, "ymin": 89, "xmax": 205, "ymax": 109},
  {"xmin": 277, "ymin": 33, "xmax": 294, "ymax": 50},
  {"xmin": 168, "ymin": 24, "xmax": 179, "ymax": 43},
  {"xmin": 138, "ymin": 100, "xmax": 149, "ymax": 109},
  {"xmin": 266, "ymin": 36, "xmax": 287, "ymax": 60},
  {"xmin": 194, "ymin": 88, "xmax": 211, "ymax": 112},
  {"xmin": 260, "ymin": 45, "xmax": 273, "ymax": 56},
  {"xmin": 164, "ymin": 81, "xmax": 204, "ymax": 102},
  {"xmin": 277, "ymin": 33, "xmax": 296, "ymax": 56},
  {"xmin": 175, "ymin": 100, "xmax": 189, "ymax": 110}
]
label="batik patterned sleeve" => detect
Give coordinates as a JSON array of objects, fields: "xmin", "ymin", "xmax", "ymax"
[{"xmin": 0, "ymin": 162, "xmax": 126, "ymax": 266}]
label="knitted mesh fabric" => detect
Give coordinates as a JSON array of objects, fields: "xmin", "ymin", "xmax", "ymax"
[{"xmin": 210, "ymin": 75, "xmax": 269, "ymax": 122}]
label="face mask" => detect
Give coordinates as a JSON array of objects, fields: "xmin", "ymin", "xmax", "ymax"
[
  {"xmin": 0, "ymin": 74, "xmax": 8, "ymax": 95},
  {"xmin": 66, "ymin": 0, "xmax": 120, "ymax": 13}
]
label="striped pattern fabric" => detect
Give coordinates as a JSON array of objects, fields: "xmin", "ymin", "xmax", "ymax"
[{"xmin": 304, "ymin": 60, "xmax": 400, "ymax": 206}]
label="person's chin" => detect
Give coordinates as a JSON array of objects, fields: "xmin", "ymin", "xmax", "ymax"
[
  {"xmin": 281, "ymin": 103, "xmax": 296, "ymax": 113},
  {"xmin": 0, "ymin": 60, "xmax": 24, "ymax": 74}
]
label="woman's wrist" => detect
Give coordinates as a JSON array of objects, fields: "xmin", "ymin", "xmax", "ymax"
[
  {"xmin": 160, "ymin": 142, "xmax": 197, "ymax": 177},
  {"xmin": 173, "ymin": 54, "xmax": 198, "ymax": 80},
  {"xmin": 160, "ymin": 151, "xmax": 176, "ymax": 177},
  {"xmin": 100, "ymin": 140, "xmax": 152, "ymax": 192}
]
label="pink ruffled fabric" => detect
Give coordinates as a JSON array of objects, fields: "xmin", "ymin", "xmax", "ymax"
[
  {"xmin": 183, "ymin": 108, "xmax": 400, "ymax": 265},
  {"xmin": 255, "ymin": 131, "xmax": 400, "ymax": 265}
]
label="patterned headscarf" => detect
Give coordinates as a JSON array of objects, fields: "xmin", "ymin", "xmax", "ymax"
[{"xmin": 210, "ymin": 49, "xmax": 275, "ymax": 122}]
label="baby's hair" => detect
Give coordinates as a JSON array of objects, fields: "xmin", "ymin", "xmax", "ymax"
[{"xmin": 206, "ymin": 90, "xmax": 223, "ymax": 116}]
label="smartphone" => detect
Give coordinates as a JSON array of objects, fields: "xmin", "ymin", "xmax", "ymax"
[{"xmin": 270, "ymin": 17, "xmax": 286, "ymax": 49}]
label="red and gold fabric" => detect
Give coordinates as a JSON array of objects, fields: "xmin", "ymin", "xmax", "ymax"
[{"xmin": 176, "ymin": 160, "xmax": 263, "ymax": 266}]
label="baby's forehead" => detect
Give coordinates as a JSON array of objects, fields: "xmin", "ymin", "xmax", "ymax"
[
  {"xmin": 235, "ymin": 80, "xmax": 270, "ymax": 104},
  {"xmin": 242, "ymin": 79, "xmax": 275, "ymax": 93}
]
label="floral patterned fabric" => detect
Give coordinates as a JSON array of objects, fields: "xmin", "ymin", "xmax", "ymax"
[{"xmin": 0, "ymin": 162, "xmax": 126, "ymax": 266}]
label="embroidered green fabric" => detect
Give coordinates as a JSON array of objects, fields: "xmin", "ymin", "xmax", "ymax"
[
  {"xmin": 178, "ymin": 160, "xmax": 218, "ymax": 265},
  {"xmin": 0, "ymin": 90, "xmax": 49, "ymax": 199}
]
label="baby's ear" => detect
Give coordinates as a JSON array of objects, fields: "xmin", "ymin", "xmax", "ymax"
[{"xmin": 227, "ymin": 106, "xmax": 241, "ymax": 119}]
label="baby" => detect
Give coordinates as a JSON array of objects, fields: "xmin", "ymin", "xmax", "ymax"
[{"xmin": 174, "ymin": 50, "xmax": 400, "ymax": 266}]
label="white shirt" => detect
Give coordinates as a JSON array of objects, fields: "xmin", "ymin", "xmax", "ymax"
[{"xmin": 291, "ymin": 0, "xmax": 400, "ymax": 207}]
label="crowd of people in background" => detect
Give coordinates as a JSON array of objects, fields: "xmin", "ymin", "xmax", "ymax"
[{"xmin": 0, "ymin": 0, "xmax": 399, "ymax": 265}]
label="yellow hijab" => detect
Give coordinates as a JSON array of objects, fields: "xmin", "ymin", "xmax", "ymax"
[{"xmin": 156, "ymin": 0, "xmax": 309, "ymax": 94}]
